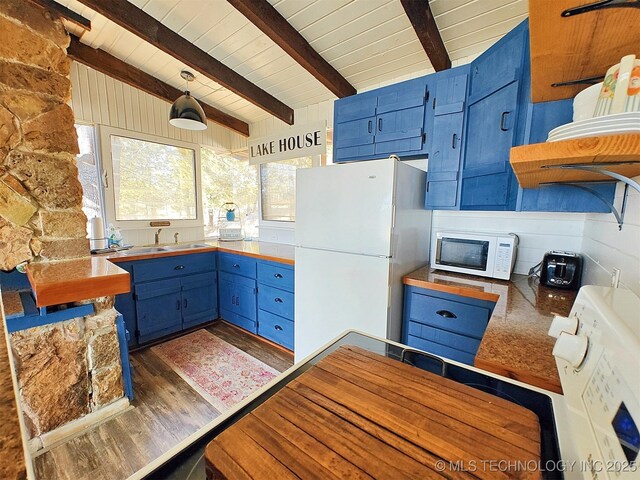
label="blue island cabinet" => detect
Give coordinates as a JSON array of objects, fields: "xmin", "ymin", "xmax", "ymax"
[
  {"xmin": 114, "ymin": 251, "xmax": 218, "ymax": 347},
  {"xmin": 403, "ymin": 285, "xmax": 496, "ymax": 366}
]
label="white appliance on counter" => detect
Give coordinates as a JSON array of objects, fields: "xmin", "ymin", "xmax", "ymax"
[
  {"xmin": 431, "ymin": 230, "xmax": 518, "ymax": 280},
  {"xmin": 294, "ymin": 158, "xmax": 431, "ymax": 362},
  {"xmin": 550, "ymin": 286, "xmax": 640, "ymax": 478}
]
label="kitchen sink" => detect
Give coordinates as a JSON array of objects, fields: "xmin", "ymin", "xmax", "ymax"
[
  {"xmin": 120, "ymin": 247, "xmax": 169, "ymax": 255},
  {"xmin": 165, "ymin": 243, "xmax": 210, "ymax": 250}
]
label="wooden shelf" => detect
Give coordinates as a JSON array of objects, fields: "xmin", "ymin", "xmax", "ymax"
[
  {"xmin": 530, "ymin": 0, "xmax": 640, "ymax": 103},
  {"xmin": 510, "ymin": 134, "xmax": 640, "ymax": 187},
  {"xmin": 26, "ymin": 257, "xmax": 130, "ymax": 307}
]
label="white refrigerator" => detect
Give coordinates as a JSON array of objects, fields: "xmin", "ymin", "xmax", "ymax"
[{"xmin": 294, "ymin": 158, "xmax": 432, "ymax": 362}]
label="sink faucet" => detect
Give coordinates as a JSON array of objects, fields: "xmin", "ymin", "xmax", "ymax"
[
  {"xmin": 174, "ymin": 232, "xmax": 180, "ymax": 244},
  {"xmin": 154, "ymin": 228, "xmax": 162, "ymax": 245}
]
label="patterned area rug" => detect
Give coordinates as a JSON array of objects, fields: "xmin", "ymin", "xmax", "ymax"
[{"xmin": 151, "ymin": 329, "xmax": 279, "ymax": 412}]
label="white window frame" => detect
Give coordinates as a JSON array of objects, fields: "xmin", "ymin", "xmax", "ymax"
[
  {"xmin": 258, "ymin": 154, "xmax": 322, "ymax": 231},
  {"xmin": 98, "ymin": 125, "xmax": 203, "ymax": 230}
]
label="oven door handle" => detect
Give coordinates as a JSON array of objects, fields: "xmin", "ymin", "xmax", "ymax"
[{"xmin": 400, "ymin": 348, "xmax": 447, "ymax": 377}]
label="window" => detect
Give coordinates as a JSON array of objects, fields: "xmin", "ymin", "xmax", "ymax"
[
  {"xmin": 99, "ymin": 126, "xmax": 201, "ymax": 228},
  {"xmin": 201, "ymin": 147, "xmax": 259, "ymax": 238},
  {"xmin": 260, "ymin": 157, "xmax": 313, "ymax": 222},
  {"xmin": 75, "ymin": 124, "xmax": 103, "ymax": 234}
]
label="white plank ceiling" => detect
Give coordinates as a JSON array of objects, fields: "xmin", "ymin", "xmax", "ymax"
[{"xmin": 57, "ymin": 0, "xmax": 528, "ymax": 125}]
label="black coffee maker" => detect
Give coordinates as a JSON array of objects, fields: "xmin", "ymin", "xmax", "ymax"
[{"xmin": 540, "ymin": 251, "xmax": 583, "ymax": 290}]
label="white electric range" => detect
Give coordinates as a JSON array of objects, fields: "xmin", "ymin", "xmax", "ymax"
[{"xmin": 550, "ymin": 285, "xmax": 640, "ymax": 479}]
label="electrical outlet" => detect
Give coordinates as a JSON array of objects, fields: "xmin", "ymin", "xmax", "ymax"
[{"xmin": 611, "ymin": 268, "xmax": 621, "ymax": 288}]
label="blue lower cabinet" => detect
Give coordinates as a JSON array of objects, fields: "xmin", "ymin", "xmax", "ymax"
[
  {"xmin": 181, "ymin": 273, "xmax": 218, "ymax": 329},
  {"xmin": 258, "ymin": 310, "xmax": 294, "ymax": 350},
  {"xmin": 255, "ymin": 259, "xmax": 295, "ymax": 350},
  {"xmin": 218, "ymin": 271, "xmax": 257, "ymax": 334},
  {"xmin": 135, "ymin": 279, "xmax": 183, "ymax": 344},
  {"xmin": 403, "ymin": 285, "xmax": 496, "ymax": 366},
  {"xmin": 115, "ymin": 253, "xmax": 218, "ymax": 348}
]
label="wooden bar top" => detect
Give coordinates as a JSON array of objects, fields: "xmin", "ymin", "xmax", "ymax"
[
  {"xmin": 104, "ymin": 240, "xmax": 295, "ymax": 265},
  {"xmin": 404, "ymin": 267, "xmax": 576, "ymax": 394},
  {"xmin": 26, "ymin": 257, "xmax": 130, "ymax": 307},
  {"xmin": 205, "ymin": 345, "xmax": 541, "ymax": 480}
]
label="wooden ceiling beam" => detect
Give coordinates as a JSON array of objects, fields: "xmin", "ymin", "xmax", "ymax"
[
  {"xmin": 401, "ymin": 0, "xmax": 451, "ymax": 72},
  {"xmin": 226, "ymin": 0, "xmax": 356, "ymax": 98},
  {"xmin": 74, "ymin": 0, "xmax": 294, "ymax": 125},
  {"xmin": 28, "ymin": 0, "xmax": 92, "ymax": 32},
  {"xmin": 67, "ymin": 36, "xmax": 250, "ymax": 137}
]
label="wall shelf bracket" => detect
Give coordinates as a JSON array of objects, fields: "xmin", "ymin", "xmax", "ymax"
[
  {"xmin": 562, "ymin": 0, "xmax": 640, "ymax": 17},
  {"xmin": 542, "ymin": 161, "xmax": 640, "ymax": 230}
]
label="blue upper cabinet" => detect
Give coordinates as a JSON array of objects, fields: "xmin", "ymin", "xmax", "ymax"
[
  {"xmin": 425, "ymin": 66, "xmax": 469, "ymax": 209},
  {"xmin": 334, "ymin": 77, "xmax": 431, "ymax": 162},
  {"xmin": 461, "ymin": 20, "xmax": 529, "ymax": 211}
]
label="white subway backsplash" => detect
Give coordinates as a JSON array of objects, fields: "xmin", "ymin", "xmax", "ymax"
[
  {"xmin": 431, "ymin": 210, "xmax": 586, "ymax": 275},
  {"xmin": 581, "ymin": 180, "xmax": 640, "ymax": 297}
]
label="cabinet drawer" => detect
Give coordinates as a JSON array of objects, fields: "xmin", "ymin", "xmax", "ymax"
[
  {"xmin": 258, "ymin": 310, "xmax": 293, "ymax": 350},
  {"xmin": 257, "ymin": 262, "xmax": 294, "ymax": 292},
  {"xmin": 218, "ymin": 253, "xmax": 257, "ymax": 278},
  {"xmin": 133, "ymin": 252, "xmax": 215, "ymax": 283},
  {"xmin": 408, "ymin": 321, "xmax": 481, "ymax": 355},
  {"xmin": 407, "ymin": 335, "xmax": 476, "ymax": 366},
  {"xmin": 258, "ymin": 284, "xmax": 294, "ymax": 320},
  {"xmin": 408, "ymin": 293, "xmax": 490, "ymax": 339}
]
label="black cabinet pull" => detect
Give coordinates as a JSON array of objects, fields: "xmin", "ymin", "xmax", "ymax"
[
  {"xmin": 233, "ymin": 263, "xmax": 240, "ymax": 268},
  {"xmin": 232, "ymin": 295, "xmax": 236, "ymax": 305},
  {"xmin": 452, "ymin": 133, "xmax": 458, "ymax": 149},
  {"xmin": 436, "ymin": 310, "xmax": 457, "ymax": 319},
  {"xmin": 500, "ymin": 111, "xmax": 510, "ymax": 131},
  {"xmin": 378, "ymin": 117, "xmax": 382, "ymax": 131},
  {"xmin": 236, "ymin": 297, "xmax": 240, "ymax": 306},
  {"xmin": 274, "ymin": 297, "xmax": 283, "ymax": 303},
  {"xmin": 367, "ymin": 120, "xmax": 372, "ymax": 134},
  {"xmin": 174, "ymin": 265, "xmax": 185, "ymax": 270},
  {"xmin": 274, "ymin": 325, "xmax": 283, "ymax": 331},
  {"xmin": 176, "ymin": 300, "xmax": 180, "ymax": 310},
  {"xmin": 183, "ymin": 298, "xmax": 188, "ymax": 309},
  {"xmin": 274, "ymin": 273, "xmax": 283, "ymax": 279}
]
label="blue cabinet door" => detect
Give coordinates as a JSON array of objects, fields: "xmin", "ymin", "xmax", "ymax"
[
  {"xmin": 462, "ymin": 80, "xmax": 521, "ymax": 210},
  {"xmin": 134, "ymin": 278, "xmax": 182, "ymax": 344},
  {"xmin": 334, "ymin": 91, "xmax": 377, "ymax": 122},
  {"xmin": 425, "ymin": 112, "xmax": 464, "ymax": 209},
  {"xmin": 218, "ymin": 272, "xmax": 257, "ymax": 333},
  {"xmin": 468, "ymin": 20, "xmax": 527, "ymax": 102},
  {"xmin": 181, "ymin": 272, "xmax": 218, "ymax": 329}
]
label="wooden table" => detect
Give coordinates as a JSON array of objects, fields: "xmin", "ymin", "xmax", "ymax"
[{"xmin": 205, "ymin": 345, "xmax": 541, "ymax": 479}]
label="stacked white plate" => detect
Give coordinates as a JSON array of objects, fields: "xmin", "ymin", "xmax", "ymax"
[{"xmin": 547, "ymin": 112, "xmax": 640, "ymax": 142}]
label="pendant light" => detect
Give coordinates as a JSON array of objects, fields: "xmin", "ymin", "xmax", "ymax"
[{"xmin": 169, "ymin": 70, "xmax": 207, "ymax": 131}]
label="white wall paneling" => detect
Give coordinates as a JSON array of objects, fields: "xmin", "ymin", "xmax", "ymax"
[
  {"xmin": 580, "ymin": 179, "xmax": 640, "ymax": 297},
  {"xmin": 431, "ymin": 211, "xmax": 586, "ymax": 276},
  {"xmin": 70, "ymin": 62, "xmax": 248, "ymax": 151}
]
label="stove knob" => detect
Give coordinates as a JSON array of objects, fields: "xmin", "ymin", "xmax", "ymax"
[
  {"xmin": 553, "ymin": 332, "xmax": 588, "ymax": 368},
  {"xmin": 548, "ymin": 315, "xmax": 579, "ymax": 338}
]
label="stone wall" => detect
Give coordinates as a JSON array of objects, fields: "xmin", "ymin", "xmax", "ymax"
[
  {"xmin": 10, "ymin": 301, "xmax": 124, "ymax": 438},
  {"xmin": 0, "ymin": 0, "xmax": 125, "ymax": 457},
  {"xmin": 0, "ymin": 0, "xmax": 88, "ymax": 270}
]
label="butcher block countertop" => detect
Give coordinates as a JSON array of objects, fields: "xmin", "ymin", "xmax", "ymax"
[
  {"xmin": 104, "ymin": 240, "xmax": 295, "ymax": 265},
  {"xmin": 404, "ymin": 267, "xmax": 577, "ymax": 395},
  {"xmin": 205, "ymin": 345, "xmax": 542, "ymax": 480}
]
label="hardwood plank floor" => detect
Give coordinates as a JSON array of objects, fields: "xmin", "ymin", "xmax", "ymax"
[{"xmin": 33, "ymin": 321, "xmax": 293, "ymax": 480}]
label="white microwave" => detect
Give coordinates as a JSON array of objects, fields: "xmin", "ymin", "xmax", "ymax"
[{"xmin": 431, "ymin": 231, "xmax": 518, "ymax": 280}]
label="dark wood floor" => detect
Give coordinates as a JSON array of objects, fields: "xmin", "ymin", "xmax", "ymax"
[{"xmin": 33, "ymin": 322, "xmax": 293, "ymax": 480}]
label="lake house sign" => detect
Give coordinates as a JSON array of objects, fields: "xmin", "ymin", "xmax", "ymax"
[{"xmin": 249, "ymin": 121, "xmax": 326, "ymax": 164}]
